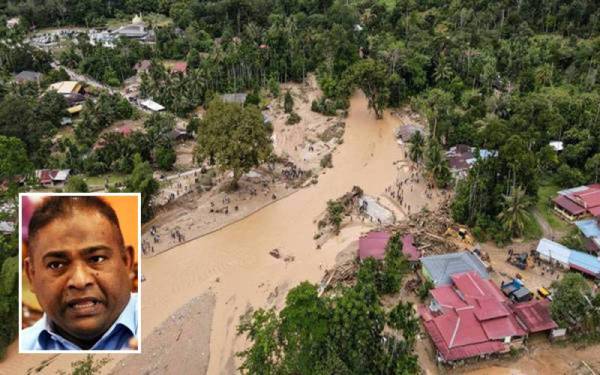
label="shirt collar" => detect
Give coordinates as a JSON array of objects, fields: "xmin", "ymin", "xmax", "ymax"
[{"xmin": 37, "ymin": 293, "xmax": 137, "ymax": 350}]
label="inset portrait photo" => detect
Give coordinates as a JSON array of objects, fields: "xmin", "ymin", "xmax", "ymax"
[{"xmin": 19, "ymin": 193, "xmax": 141, "ymax": 353}]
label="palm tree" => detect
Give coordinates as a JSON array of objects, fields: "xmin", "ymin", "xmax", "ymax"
[
  {"xmin": 408, "ymin": 131, "xmax": 424, "ymax": 162},
  {"xmin": 425, "ymin": 140, "xmax": 452, "ymax": 188},
  {"xmin": 497, "ymin": 186, "xmax": 530, "ymax": 238},
  {"xmin": 433, "ymin": 59, "xmax": 454, "ymax": 83}
]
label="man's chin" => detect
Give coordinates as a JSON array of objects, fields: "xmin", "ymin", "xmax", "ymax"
[{"xmin": 62, "ymin": 317, "xmax": 111, "ymax": 342}]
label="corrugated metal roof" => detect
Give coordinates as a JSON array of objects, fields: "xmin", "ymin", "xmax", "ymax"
[
  {"xmin": 536, "ymin": 238, "xmax": 572, "ymax": 265},
  {"xmin": 569, "ymin": 250, "xmax": 600, "ymax": 277},
  {"xmin": 575, "ymin": 219, "xmax": 600, "ymax": 238},
  {"xmin": 140, "ymin": 99, "xmax": 165, "ymax": 112},
  {"xmin": 0, "ymin": 221, "xmax": 15, "ymax": 233},
  {"xmin": 358, "ymin": 231, "xmax": 390, "ymax": 260},
  {"xmin": 221, "ymin": 93, "xmax": 247, "ymax": 104},
  {"xmin": 53, "ymin": 169, "xmax": 70, "ymax": 181},
  {"xmin": 421, "ymin": 252, "xmax": 489, "ymax": 286},
  {"xmin": 423, "ymin": 316, "xmax": 506, "ymax": 362},
  {"xmin": 553, "ymin": 195, "xmax": 586, "ymax": 215},
  {"xmin": 401, "ymin": 234, "xmax": 420, "ymax": 261},
  {"xmin": 511, "ymin": 300, "xmax": 557, "ymax": 333}
]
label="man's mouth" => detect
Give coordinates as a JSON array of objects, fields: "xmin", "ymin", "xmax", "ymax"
[{"xmin": 66, "ymin": 298, "xmax": 104, "ymax": 316}]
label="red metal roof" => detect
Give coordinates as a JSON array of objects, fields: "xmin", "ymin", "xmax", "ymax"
[
  {"xmin": 474, "ymin": 299, "xmax": 510, "ymax": 321},
  {"xmin": 511, "ymin": 300, "xmax": 557, "ymax": 333},
  {"xmin": 435, "ymin": 309, "xmax": 489, "ymax": 348},
  {"xmin": 451, "ymin": 272, "xmax": 507, "ymax": 303},
  {"xmin": 590, "ymin": 206, "xmax": 600, "ymax": 217},
  {"xmin": 401, "ymin": 234, "xmax": 420, "ymax": 261},
  {"xmin": 481, "ymin": 313, "xmax": 526, "ymax": 339},
  {"xmin": 358, "ymin": 231, "xmax": 390, "ymax": 260},
  {"xmin": 575, "ymin": 189, "xmax": 600, "ymax": 209},
  {"xmin": 422, "ymin": 271, "xmax": 530, "ymax": 362},
  {"xmin": 36, "ymin": 169, "xmax": 58, "ymax": 184},
  {"xmin": 553, "ymin": 194, "xmax": 586, "ymax": 215},
  {"xmin": 171, "ymin": 61, "xmax": 188, "ymax": 73},
  {"xmin": 423, "ymin": 319, "xmax": 506, "ymax": 362},
  {"xmin": 430, "ymin": 285, "xmax": 468, "ymax": 311}
]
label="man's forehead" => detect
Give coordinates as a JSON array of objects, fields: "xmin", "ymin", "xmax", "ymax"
[{"xmin": 30, "ymin": 211, "xmax": 122, "ymax": 256}]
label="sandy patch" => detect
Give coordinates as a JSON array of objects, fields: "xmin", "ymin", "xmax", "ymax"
[
  {"xmin": 267, "ymin": 74, "xmax": 345, "ymax": 171},
  {"xmin": 111, "ymin": 293, "xmax": 215, "ymax": 375}
]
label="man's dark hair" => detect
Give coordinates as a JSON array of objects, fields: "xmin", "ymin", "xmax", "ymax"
[{"xmin": 27, "ymin": 196, "xmax": 125, "ymax": 255}]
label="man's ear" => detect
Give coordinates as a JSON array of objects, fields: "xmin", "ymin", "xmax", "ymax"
[
  {"xmin": 24, "ymin": 256, "xmax": 36, "ymax": 294},
  {"xmin": 122, "ymin": 245, "xmax": 134, "ymax": 273}
]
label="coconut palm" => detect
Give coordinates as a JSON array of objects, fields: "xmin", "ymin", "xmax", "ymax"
[
  {"xmin": 497, "ymin": 186, "xmax": 530, "ymax": 238},
  {"xmin": 408, "ymin": 131, "xmax": 424, "ymax": 162},
  {"xmin": 425, "ymin": 140, "xmax": 452, "ymax": 188}
]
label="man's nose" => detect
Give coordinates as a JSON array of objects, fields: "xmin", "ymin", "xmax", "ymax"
[{"xmin": 67, "ymin": 262, "xmax": 95, "ymax": 289}]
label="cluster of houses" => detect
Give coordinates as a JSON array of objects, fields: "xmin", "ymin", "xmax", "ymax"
[
  {"xmin": 445, "ymin": 145, "xmax": 497, "ymax": 180},
  {"xmin": 29, "ymin": 15, "xmax": 155, "ymax": 50},
  {"xmin": 552, "ymin": 183, "xmax": 600, "ymax": 253},
  {"xmin": 357, "ymin": 231, "xmax": 560, "ymax": 364}
]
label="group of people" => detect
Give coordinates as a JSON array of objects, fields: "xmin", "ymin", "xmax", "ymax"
[
  {"xmin": 281, "ymin": 163, "xmax": 305, "ymax": 180},
  {"xmin": 170, "ymin": 228, "xmax": 185, "ymax": 243}
]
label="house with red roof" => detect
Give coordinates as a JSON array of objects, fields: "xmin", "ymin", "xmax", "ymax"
[
  {"xmin": 420, "ymin": 271, "xmax": 555, "ymax": 363},
  {"xmin": 553, "ymin": 184, "xmax": 600, "ymax": 221},
  {"xmin": 401, "ymin": 234, "xmax": 421, "ymax": 262},
  {"xmin": 170, "ymin": 61, "xmax": 188, "ymax": 75},
  {"xmin": 35, "ymin": 169, "xmax": 71, "ymax": 187},
  {"xmin": 510, "ymin": 299, "xmax": 558, "ymax": 334},
  {"xmin": 358, "ymin": 231, "xmax": 390, "ymax": 260}
]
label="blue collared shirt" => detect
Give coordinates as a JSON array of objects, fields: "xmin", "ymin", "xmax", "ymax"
[{"xmin": 21, "ymin": 293, "xmax": 139, "ymax": 351}]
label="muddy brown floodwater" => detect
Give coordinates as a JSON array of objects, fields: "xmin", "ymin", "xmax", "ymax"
[{"xmin": 2, "ymin": 91, "xmax": 411, "ymax": 374}]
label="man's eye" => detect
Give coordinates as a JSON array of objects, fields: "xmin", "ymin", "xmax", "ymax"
[
  {"xmin": 90, "ymin": 256, "xmax": 106, "ymax": 263},
  {"xmin": 48, "ymin": 262, "xmax": 64, "ymax": 270}
]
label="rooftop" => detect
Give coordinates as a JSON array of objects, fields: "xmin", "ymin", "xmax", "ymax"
[
  {"xmin": 401, "ymin": 234, "xmax": 421, "ymax": 261},
  {"xmin": 421, "ymin": 271, "xmax": 532, "ymax": 362},
  {"xmin": 421, "ymin": 251, "xmax": 489, "ymax": 286},
  {"xmin": 14, "ymin": 71, "xmax": 42, "ymax": 83},
  {"xmin": 221, "ymin": 93, "xmax": 247, "ymax": 104},
  {"xmin": 511, "ymin": 300, "xmax": 558, "ymax": 333},
  {"xmin": 358, "ymin": 231, "xmax": 390, "ymax": 260}
]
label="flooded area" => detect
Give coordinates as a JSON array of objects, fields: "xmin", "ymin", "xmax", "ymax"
[{"xmin": 4, "ymin": 91, "xmax": 594, "ymax": 375}]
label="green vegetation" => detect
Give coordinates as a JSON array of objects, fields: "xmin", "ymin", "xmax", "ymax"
[
  {"xmin": 64, "ymin": 175, "xmax": 89, "ymax": 192},
  {"xmin": 408, "ymin": 132, "xmax": 424, "ymax": 163},
  {"xmin": 60, "ymin": 39, "xmax": 152, "ymax": 86},
  {"xmin": 320, "ymin": 153, "xmax": 333, "ymax": 169},
  {"xmin": 195, "ymin": 99, "xmax": 272, "ymax": 189},
  {"xmin": 57, "ymin": 355, "xmax": 110, "ymax": 375},
  {"xmin": 551, "ymin": 273, "xmax": 600, "ymax": 342},
  {"xmin": 0, "ymin": 239, "xmax": 17, "ymax": 360},
  {"xmin": 126, "ymin": 154, "xmax": 159, "ymax": 222},
  {"xmin": 425, "ymin": 140, "xmax": 452, "ymax": 188},
  {"xmin": 497, "ymin": 187, "xmax": 531, "ymax": 238},
  {"xmin": 284, "ymin": 91, "xmax": 294, "ymax": 114},
  {"xmin": 536, "ymin": 183, "xmax": 571, "ymax": 232},
  {"xmin": 325, "ymin": 199, "xmax": 344, "ymax": 234},
  {"xmin": 560, "ymin": 227, "xmax": 586, "ymax": 250},
  {"xmin": 238, "ymin": 258, "xmax": 418, "ymax": 374}
]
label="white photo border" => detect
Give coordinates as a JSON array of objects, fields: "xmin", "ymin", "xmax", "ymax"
[{"xmin": 18, "ymin": 192, "xmax": 142, "ymax": 354}]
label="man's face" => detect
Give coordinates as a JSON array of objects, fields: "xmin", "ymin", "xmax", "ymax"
[{"xmin": 25, "ymin": 210, "xmax": 133, "ymax": 347}]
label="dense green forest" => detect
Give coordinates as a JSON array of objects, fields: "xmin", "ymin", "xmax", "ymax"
[{"xmin": 2, "ymin": 0, "xmax": 600, "ymax": 365}]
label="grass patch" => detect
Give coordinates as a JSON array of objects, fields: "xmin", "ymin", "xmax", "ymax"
[
  {"xmin": 83, "ymin": 174, "xmax": 127, "ymax": 187},
  {"xmin": 523, "ymin": 212, "xmax": 543, "ymax": 240},
  {"xmin": 536, "ymin": 183, "xmax": 570, "ymax": 232}
]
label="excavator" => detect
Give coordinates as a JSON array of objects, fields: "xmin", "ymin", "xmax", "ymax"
[{"xmin": 444, "ymin": 225, "xmax": 475, "ymax": 247}]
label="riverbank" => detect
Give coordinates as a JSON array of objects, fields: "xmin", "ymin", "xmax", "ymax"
[{"xmin": 0, "ymin": 91, "xmax": 437, "ymax": 374}]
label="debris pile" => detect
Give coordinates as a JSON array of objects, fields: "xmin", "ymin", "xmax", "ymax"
[{"xmin": 393, "ymin": 196, "xmax": 462, "ymax": 256}]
